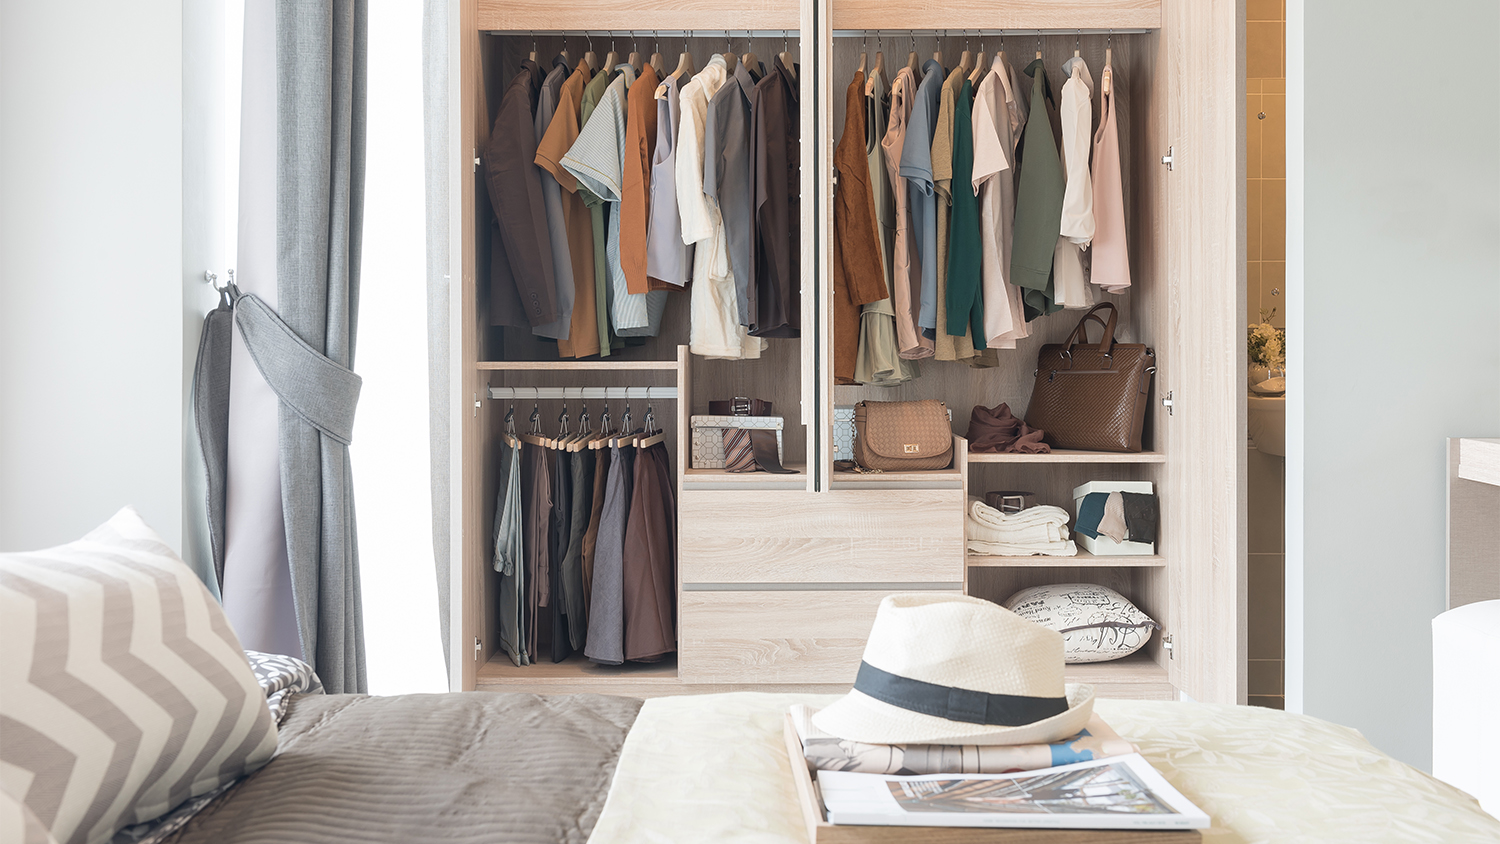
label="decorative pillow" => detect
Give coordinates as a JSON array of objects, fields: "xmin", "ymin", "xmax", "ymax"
[
  {"xmin": 1003, "ymin": 583, "xmax": 1160, "ymax": 664},
  {"xmin": 0, "ymin": 507, "xmax": 279, "ymax": 844},
  {"xmin": 243, "ymin": 651, "xmax": 324, "ymax": 724}
]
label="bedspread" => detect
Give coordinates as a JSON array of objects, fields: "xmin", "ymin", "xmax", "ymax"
[
  {"xmin": 165, "ymin": 691, "xmax": 642, "ymax": 844},
  {"xmin": 588, "ymin": 693, "xmax": 1500, "ymax": 844}
]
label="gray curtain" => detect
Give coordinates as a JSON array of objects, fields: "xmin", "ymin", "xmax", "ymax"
[
  {"xmin": 422, "ymin": 0, "xmax": 452, "ymax": 675},
  {"xmin": 273, "ymin": 0, "xmax": 369, "ymax": 694}
]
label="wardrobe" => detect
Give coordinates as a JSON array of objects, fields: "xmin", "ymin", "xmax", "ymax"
[{"xmin": 447, "ymin": 0, "xmax": 1245, "ymax": 704}]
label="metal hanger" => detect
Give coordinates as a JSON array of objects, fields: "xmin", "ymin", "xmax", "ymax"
[
  {"xmin": 520, "ymin": 388, "xmax": 547, "ymax": 447},
  {"xmin": 639, "ymin": 400, "xmax": 668, "ymax": 448}
]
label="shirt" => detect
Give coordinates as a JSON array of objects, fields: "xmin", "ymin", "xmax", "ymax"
[
  {"xmin": 855, "ymin": 68, "xmax": 917, "ymax": 386},
  {"xmin": 579, "ymin": 69, "xmax": 617, "ymax": 354},
  {"xmin": 1051, "ymin": 56, "xmax": 1097, "ymax": 312},
  {"xmin": 535, "ymin": 59, "xmax": 602, "ymax": 358},
  {"xmin": 1011, "ymin": 59, "xmax": 1065, "ymax": 320},
  {"xmin": 483, "ymin": 60, "xmax": 558, "ymax": 329},
  {"xmin": 705, "ymin": 61, "xmax": 760, "ymax": 328},
  {"xmin": 1090, "ymin": 62, "xmax": 1131, "ymax": 294},
  {"xmin": 531, "ymin": 57, "xmax": 577, "ymax": 347},
  {"xmin": 900, "ymin": 59, "xmax": 944, "ymax": 335},
  {"xmin": 622, "ymin": 62, "xmax": 660, "ymax": 295},
  {"xmin": 563, "ymin": 65, "xmax": 667, "ymax": 337},
  {"xmin": 946, "ymin": 77, "xmax": 987, "ymax": 349},
  {"xmin": 881, "ymin": 66, "xmax": 933, "ymax": 360},
  {"xmin": 833, "ymin": 70, "xmax": 887, "ymax": 383},
  {"xmin": 972, "ymin": 57, "xmax": 1030, "ymax": 349},
  {"xmin": 645, "ymin": 74, "xmax": 693, "ymax": 289},
  {"xmin": 750, "ymin": 56, "xmax": 800, "ymax": 338},
  {"xmin": 931, "ymin": 65, "xmax": 986, "ymax": 363},
  {"xmin": 679, "ymin": 56, "xmax": 763, "ymax": 360}
]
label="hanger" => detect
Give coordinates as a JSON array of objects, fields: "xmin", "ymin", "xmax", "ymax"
[
  {"xmin": 584, "ymin": 32, "xmax": 599, "ymax": 73},
  {"xmin": 722, "ymin": 30, "xmax": 739, "ymax": 70},
  {"xmin": 866, "ymin": 30, "xmax": 885, "ymax": 95},
  {"xmin": 1074, "ymin": 29, "xmax": 1082, "ymax": 59},
  {"xmin": 932, "ymin": 30, "xmax": 944, "ymax": 65},
  {"xmin": 906, "ymin": 31, "xmax": 920, "ymax": 75},
  {"xmin": 503, "ymin": 403, "xmax": 519, "ymax": 449},
  {"xmin": 588, "ymin": 404, "xmax": 614, "ymax": 450},
  {"xmin": 638, "ymin": 402, "xmax": 668, "ymax": 449},
  {"xmin": 612, "ymin": 395, "xmax": 639, "ymax": 447},
  {"xmin": 857, "ymin": 30, "xmax": 867, "ymax": 76},
  {"xmin": 742, "ymin": 32, "xmax": 759, "ymax": 75},
  {"xmin": 649, "ymin": 31, "xmax": 666, "ymax": 77},
  {"xmin": 547, "ymin": 403, "xmax": 570, "ymax": 450},
  {"xmin": 997, "ymin": 31, "xmax": 1006, "ymax": 65},
  {"xmin": 528, "ymin": 31, "xmax": 537, "ymax": 63},
  {"xmin": 627, "ymin": 33, "xmax": 643, "ymax": 72},
  {"xmin": 603, "ymin": 36, "xmax": 620, "ymax": 72},
  {"xmin": 672, "ymin": 31, "xmax": 695, "ymax": 80},
  {"xmin": 959, "ymin": 30, "xmax": 974, "ymax": 75},
  {"xmin": 968, "ymin": 31, "xmax": 988, "ymax": 85},
  {"xmin": 1035, "ymin": 31, "xmax": 1043, "ymax": 61},
  {"xmin": 558, "ymin": 402, "xmax": 589, "ymax": 451},
  {"xmin": 778, "ymin": 30, "xmax": 796, "ymax": 80},
  {"xmin": 559, "ymin": 33, "xmax": 570, "ymax": 64},
  {"xmin": 519, "ymin": 391, "xmax": 548, "ymax": 447},
  {"xmin": 1104, "ymin": 31, "xmax": 1113, "ymax": 95}
]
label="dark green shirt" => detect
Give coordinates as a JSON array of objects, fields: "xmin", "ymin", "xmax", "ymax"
[
  {"xmin": 946, "ymin": 79, "xmax": 985, "ymax": 348},
  {"xmin": 1010, "ymin": 59, "xmax": 1065, "ymax": 320}
]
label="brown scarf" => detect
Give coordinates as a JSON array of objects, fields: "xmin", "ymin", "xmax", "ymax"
[{"xmin": 967, "ymin": 403, "xmax": 1051, "ymax": 454}]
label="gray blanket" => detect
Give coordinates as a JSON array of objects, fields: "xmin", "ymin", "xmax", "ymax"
[{"xmin": 163, "ymin": 692, "xmax": 643, "ymax": 844}]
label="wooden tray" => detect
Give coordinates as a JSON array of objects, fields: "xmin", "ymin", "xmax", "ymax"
[{"xmin": 783, "ymin": 716, "xmax": 1202, "ymax": 844}]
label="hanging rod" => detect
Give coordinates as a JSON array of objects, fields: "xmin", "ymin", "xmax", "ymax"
[
  {"xmin": 832, "ymin": 29, "xmax": 1151, "ymax": 37},
  {"xmin": 484, "ymin": 30, "xmax": 800, "ymax": 38},
  {"xmin": 487, "ymin": 386, "xmax": 678, "ymax": 401}
]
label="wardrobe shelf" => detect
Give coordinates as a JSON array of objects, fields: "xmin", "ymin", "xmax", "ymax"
[
  {"xmin": 476, "ymin": 359, "xmax": 681, "ymax": 371},
  {"xmin": 684, "ymin": 465, "xmax": 807, "ymax": 483},
  {"xmin": 967, "ymin": 450, "xmax": 1165, "ymax": 464},
  {"xmin": 1062, "ymin": 651, "xmax": 1170, "ymax": 690},
  {"xmin": 966, "ymin": 549, "xmax": 1166, "ymax": 568},
  {"xmin": 477, "ymin": 653, "xmax": 679, "ymax": 685},
  {"xmin": 830, "ymin": 468, "xmax": 964, "ymax": 486}
]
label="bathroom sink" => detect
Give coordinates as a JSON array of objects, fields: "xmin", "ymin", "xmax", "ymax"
[{"xmin": 1247, "ymin": 395, "xmax": 1285, "ymax": 457}]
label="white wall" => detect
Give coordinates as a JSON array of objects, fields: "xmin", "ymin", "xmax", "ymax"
[
  {"xmin": 1289, "ymin": 0, "xmax": 1500, "ymax": 770},
  {"xmin": 0, "ymin": 1, "xmax": 187, "ymax": 553}
]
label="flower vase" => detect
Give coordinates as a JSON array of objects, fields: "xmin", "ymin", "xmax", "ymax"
[{"xmin": 1248, "ymin": 365, "xmax": 1270, "ymax": 389}]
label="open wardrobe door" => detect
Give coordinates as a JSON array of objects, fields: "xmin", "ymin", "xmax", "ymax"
[{"xmin": 1160, "ymin": 0, "xmax": 1246, "ymax": 705}]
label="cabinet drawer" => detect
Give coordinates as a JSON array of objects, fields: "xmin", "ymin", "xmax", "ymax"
[
  {"xmin": 679, "ymin": 490, "xmax": 965, "ymax": 583},
  {"xmin": 678, "ymin": 588, "xmax": 960, "ymax": 684}
]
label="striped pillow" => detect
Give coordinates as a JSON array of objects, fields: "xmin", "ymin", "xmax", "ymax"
[{"xmin": 0, "ymin": 507, "xmax": 278, "ymax": 844}]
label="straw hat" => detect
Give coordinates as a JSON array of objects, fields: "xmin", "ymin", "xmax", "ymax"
[{"xmin": 811, "ymin": 593, "xmax": 1095, "ymax": 746}]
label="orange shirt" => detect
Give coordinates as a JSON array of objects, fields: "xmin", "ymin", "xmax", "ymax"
[
  {"xmin": 535, "ymin": 60, "xmax": 601, "ymax": 357},
  {"xmin": 621, "ymin": 63, "xmax": 660, "ymax": 295}
]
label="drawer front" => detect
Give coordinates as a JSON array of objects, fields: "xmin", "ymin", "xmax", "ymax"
[
  {"xmin": 679, "ymin": 490, "xmax": 965, "ymax": 584},
  {"xmin": 678, "ymin": 588, "xmax": 961, "ymax": 684}
]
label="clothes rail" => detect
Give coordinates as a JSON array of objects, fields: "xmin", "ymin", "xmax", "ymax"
[
  {"xmin": 487, "ymin": 386, "xmax": 678, "ymax": 401},
  {"xmin": 831, "ymin": 29, "xmax": 1151, "ymax": 37},
  {"xmin": 483, "ymin": 30, "xmax": 802, "ymax": 37}
]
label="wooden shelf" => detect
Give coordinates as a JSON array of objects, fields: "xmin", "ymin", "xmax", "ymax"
[
  {"xmin": 476, "ymin": 359, "xmax": 680, "ymax": 371},
  {"xmin": 684, "ymin": 465, "xmax": 806, "ymax": 484},
  {"xmin": 967, "ymin": 549, "xmax": 1166, "ymax": 568},
  {"xmin": 477, "ymin": 1, "xmax": 800, "ymax": 32},
  {"xmin": 831, "ymin": 1, "xmax": 1162, "ymax": 31},
  {"xmin": 968, "ymin": 450, "xmax": 1165, "ymax": 464},
  {"xmin": 477, "ymin": 653, "xmax": 679, "ymax": 686},
  {"xmin": 830, "ymin": 468, "xmax": 964, "ymax": 486},
  {"xmin": 1063, "ymin": 651, "xmax": 1170, "ymax": 689}
]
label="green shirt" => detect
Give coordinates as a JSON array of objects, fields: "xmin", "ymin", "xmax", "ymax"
[
  {"xmin": 947, "ymin": 78, "xmax": 985, "ymax": 347},
  {"xmin": 1010, "ymin": 59, "xmax": 1065, "ymax": 320}
]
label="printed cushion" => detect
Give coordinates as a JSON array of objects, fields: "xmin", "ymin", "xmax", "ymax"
[
  {"xmin": 0, "ymin": 507, "xmax": 278, "ymax": 844},
  {"xmin": 1003, "ymin": 583, "xmax": 1159, "ymax": 664},
  {"xmin": 243, "ymin": 651, "xmax": 323, "ymax": 724}
]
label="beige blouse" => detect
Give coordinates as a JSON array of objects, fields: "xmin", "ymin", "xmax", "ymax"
[{"xmin": 882, "ymin": 67, "xmax": 933, "ymax": 360}]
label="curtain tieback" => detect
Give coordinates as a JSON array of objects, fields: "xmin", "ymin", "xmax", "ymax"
[{"xmin": 234, "ymin": 292, "xmax": 362, "ymax": 445}]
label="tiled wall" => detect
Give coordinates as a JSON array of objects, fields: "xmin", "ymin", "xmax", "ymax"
[{"xmin": 1246, "ymin": 0, "xmax": 1285, "ymax": 709}]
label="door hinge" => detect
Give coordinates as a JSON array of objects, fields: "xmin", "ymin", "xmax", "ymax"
[
  {"xmin": 473, "ymin": 150, "xmax": 481, "ymax": 172},
  {"xmin": 474, "ymin": 392, "xmax": 481, "ymax": 417},
  {"xmin": 1162, "ymin": 634, "xmax": 1175, "ymax": 659},
  {"xmin": 1161, "ymin": 146, "xmax": 1175, "ymax": 171},
  {"xmin": 474, "ymin": 637, "xmax": 483, "ymax": 660},
  {"xmin": 1162, "ymin": 391, "xmax": 1174, "ymax": 416}
]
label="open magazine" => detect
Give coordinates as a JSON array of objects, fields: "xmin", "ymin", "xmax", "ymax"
[{"xmin": 817, "ymin": 753, "xmax": 1210, "ymax": 830}]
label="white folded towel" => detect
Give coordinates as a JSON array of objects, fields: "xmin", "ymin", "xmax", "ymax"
[
  {"xmin": 967, "ymin": 538, "xmax": 1079, "ymax": 557},
  {"xmin": 966, "ymin": 499, "xmax": 1078, "ymax": 556}
]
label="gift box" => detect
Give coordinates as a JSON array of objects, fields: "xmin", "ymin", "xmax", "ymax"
[
  {"xmin": 833, "ymin": 406, "xmax": 856, "ymax": 462},
  {"xmin": 690, "ymin": 415, "xmax": 784, "ymax": 469},
  {"xmin": 1072, "ymin": 480, "xmax": 1156, "ymax": 556}
]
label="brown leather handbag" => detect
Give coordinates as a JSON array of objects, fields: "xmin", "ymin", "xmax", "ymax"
[
  {"xmin": 853, "ymin": 400, "xmax": 954, "ymax": 471},
  {"xmin": 1024, "ymin": 303, "xmax": 1156, "ymax": 453}
]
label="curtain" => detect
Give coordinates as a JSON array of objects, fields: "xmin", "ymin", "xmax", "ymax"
[
  {"xmin": 422, "ymin": 0, "xmax": 452, "ymax": 676},
  {"xmin": 272, "ymin": 0, "xmax": 370, "ymax": 695}
]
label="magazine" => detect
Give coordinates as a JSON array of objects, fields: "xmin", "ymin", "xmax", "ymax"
[
  {"xmin": 817, "ymin": 753, "xmax": 1210, "ymax": 830},
  {"xmin": 790, "ymin": 704, "xmax": 1137, "ymax": 775}
]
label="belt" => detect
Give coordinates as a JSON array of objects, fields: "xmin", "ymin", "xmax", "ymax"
[{"xmin": 708, "ymin": 397, "xmax": 774, "ymax": 416}]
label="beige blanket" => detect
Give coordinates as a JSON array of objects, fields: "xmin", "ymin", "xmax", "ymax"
[{"xmin": 588, "ymin": 693, "xmax": 1500, "ymax": 844}]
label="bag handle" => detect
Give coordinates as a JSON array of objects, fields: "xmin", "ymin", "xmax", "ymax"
[{"xmin": 1057, "ymin": 302, "xmax": 1117, "ymax": 364}]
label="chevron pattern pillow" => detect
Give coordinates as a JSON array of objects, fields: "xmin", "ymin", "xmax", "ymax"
[{"xmin": 0, "ymin": 507, "xmax": 278, "ymax": 844}]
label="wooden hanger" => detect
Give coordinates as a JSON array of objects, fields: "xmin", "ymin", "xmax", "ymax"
[
  {"xmin": 932, "ymin": 30, "xmax": 944, "ymax": 65},
  {"xmin": 865, "ymin": 32, "xmax": 885, "ymax": 96},
  {"xmin": 722, "ymin": 31, "xmax": 739, "ymax": 70},
  {"xmin": 502, "ymin": 406, "xmax": 520, "ymax": 450},
  {"xmin": 778, "ymin": 30, "xmax": 796, "ymax": 82},
  {"xmin": 1035, "ymin": 32, "xmax": 1043, "ymax": 61},
  {"xmin": 638, "ymin": 428, "xmax": 668, "ymax": 449},
  {"xmin": 1074, "ymin": 30, "xmax": 1082, "ymax": 59},
  {"xmin": 527, "ymin": 32, "xmax": 537, "ymax": 63},
  {"xmin": 672, "ymin": 45, "xmax": 695, "ymax": 81},
  {"xmin": 583, "ymin": 33, "xmax": 599, "ymax": 72},
  {"xmin": 857, "ymin": 32, "xmax": 868, "ymax": 76},
  {"xmin": 1103, "ymin": 32, "xmax": 1113, "ymax": 96},
  {"xmin": 603, "ymin": 36, "xmax": 621, "ymax": 71},
  {"xmin": 518, "ymin": 399, "xmax": 548, "ymax": 448},
  {"xmin": 968, "ymin": 35, "xmax": 987, "ymax": 85},
  {"xmin": 741, "ymin": 32, "xmax": 759, "ymax": 76},
  {"xmin": 957, "ymin": 31, "xmax": 973, "ymax": 74},
  {"xmin": 647, "ymin": 31, "xmax": 666, "ymax": 77}
]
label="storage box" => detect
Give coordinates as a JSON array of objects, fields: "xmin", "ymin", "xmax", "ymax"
[
  {"xmin": 833, "ymin": 406, "xmax": 855, "ymax": 461},
  {"xmin": 690, "ymin": 415, "xmax": 784, "ymax": 469},
  {"xmin": 1072, "ymin": 480, "xmax": 1156, "ymax": 556}
]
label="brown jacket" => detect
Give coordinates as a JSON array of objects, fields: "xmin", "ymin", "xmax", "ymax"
[
  {"xmin": 484, "ymin": 60, "xmax": 559, "ymax": 328},
  {"xmin": 833, "ymin": 70, "xmax": 889, "ymax": 383}
]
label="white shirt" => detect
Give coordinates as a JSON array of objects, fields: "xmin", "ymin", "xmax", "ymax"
[
  {"xmin": 971, "ymin": 56, "xmax": 1030, "ymax": 349},
  {"xmin": 677, "ymin": 57, "xmax": 764, "ymax": 359},
  {"xmin": 1053, "ymin": 56, "xmax": 1097, "ymax": 311}
]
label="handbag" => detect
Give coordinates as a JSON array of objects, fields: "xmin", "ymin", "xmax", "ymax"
[
  {"xmin": 1024, "ymin": 303, "xmax": 1156, "ymax": 453},
  {"xmin": 852, "ymin": 400, "xmax": 954, "ymax": 471}
]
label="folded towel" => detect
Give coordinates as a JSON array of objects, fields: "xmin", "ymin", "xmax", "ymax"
[
  {"xmin": 967, "ymin": 538, "xmax": 1079, "ymax": 557},
  {"xmin": 967, "ymin": 499, "xmax": 1071, "ymax": 530}
]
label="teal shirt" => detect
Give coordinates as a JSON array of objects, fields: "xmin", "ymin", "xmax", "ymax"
[{"xmin": 946, "ymin": 79, "xmax": 985, "ymax": 348}]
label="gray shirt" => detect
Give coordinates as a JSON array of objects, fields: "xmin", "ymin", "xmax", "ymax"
[
  {"xmin": 532, "ymin": 57, "xmax": 576, "ymax": 341},
  {"xmin": 705, "ymin": 61, "xmax": 760, "ymax": 327},
  {"xmin": 645, "ymin": 74, "xmax": 693, "ymax": 287},
  {"xmin": 900, "ymin": 59, "xmax": 944, "ymax": 335}
]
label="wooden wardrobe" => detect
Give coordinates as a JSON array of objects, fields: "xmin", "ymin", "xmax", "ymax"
[{"xmin": 447, "ymin": 0, "xmax": 1246, "ymax": 704}]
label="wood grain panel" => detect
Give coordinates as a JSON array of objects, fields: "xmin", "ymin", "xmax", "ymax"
[
  {"xmin": 680, "ymin": 489, "xmax": 964, "ymax": 540},
  {"xmin": 1459, "ymin": 437, "xmax": 1500, "ymax": 487},
  {"xmin": 683, "ymin": 537, "xmax": 964, "ymax": 582},
  {"xmin": 477, "ymin": 1, "xmax": 798, "ymax": 32},
  {"xmin": 1448, "ymin": 439, "xmax": 1500, "ymax": 608},
  {"xmin": 830, "ymin": 0, "xmax": 1162, "ymax": 31},
  {"xmin": 680, "ymin": 589, "xmax": 954, "ymax": 683},
  {"xmin": 476, "ymin": 654, "xmax": 849, "ymax": 698},
  {"xmin": 1161, "ymin": 0, "xmax": 1245, "ymax": 706}
]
